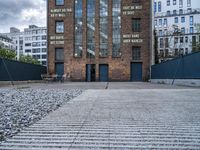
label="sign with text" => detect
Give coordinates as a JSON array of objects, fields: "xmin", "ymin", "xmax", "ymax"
[
  {"xmin": 50, "ymin": 8, "xmax": 72, "ymax": 18},
  {"xmin": 122, "ymin": 5, "xmax": 142, "ymax": 15},
  {"xmin": 50, "ymin": 36, "xmax": 64, "ymax": 45},
  {"xmin": 123, "ymin": 34, "xmax": 143, "ymax": 43}
]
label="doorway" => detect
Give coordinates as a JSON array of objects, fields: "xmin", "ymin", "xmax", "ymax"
[
  {"xmin": 86, "ymin": 64, "xmax": 96, "ymax": 82},
  {"xmin": 130, "ymin": 62, "xmax": 142, "ymax": 81},
  {"xmin": 99, "ymin": 64, "xmax": 109, "ymax": 82}
]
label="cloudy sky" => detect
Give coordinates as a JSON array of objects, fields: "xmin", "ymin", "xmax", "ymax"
[{"xmin": 0, "ymin": 0, "xmax": 46, "ymax": 33}]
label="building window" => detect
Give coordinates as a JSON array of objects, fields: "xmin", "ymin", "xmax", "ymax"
[
  {"xmin": 173, "ymin": 0, "xmax": 176, "ymax": 5},
  {"xmin": 159, "ymin": 30, "xmax": 163, "ymax": 36},
  {"xmin": 180, "ymin": 37, "xmax": 184, "ymax": 43},
  {"xmin": 164, "ymin": 19, "xmax": 167, "ymax": 26},
  {"xmin": 185, "ymin": 36, "xmax": 188, "ymax": 43},
  {"xmin": 42, "ymin": 48, "xmax": 47, "ymax": 52},
  {"xmin": 55, "ymin": 0, "xmax": 64, "ymax": 6},
  {"xmin": 179, "ymin": 9, "xmax": 183, "ymax": 14},
  {"xmin": 132, "ymin": 0, "xmax": 140, "ymax": 3},
  {"xmin": 181, "ymin": 17, "xmax": 185, "ymax": 23},
  {"xmin": 55, "ymin": 48, "xmax": 64, "ymax": 61},
  {"xmin": 154, "ymin": 2, "xmax": 157, "ymax": 13},
  {"xmin": 132, "ymin": 18, "xmax": 141, "ymax": 32},
  {"xmin": 167, "ymin": 11, "xmax": 170, "ymax": 15},
  {"xmin": 167, "ymin": 0, "xmax": 170, "ymax": 6},
  {"xmin": 174, "ymin": 17, "xmax": 178, "ymax": 23},
  {"xmin": 179, "ymin": 0, "xmax": 183, "ymax": 8},
  {"xmin": 190, "ymin": 16, "xmax": 193, "ymax": 25},
  {"xmin": 25, "ymin": 49, "xmax": 31, "ymax": 53},
  {"xmin": 165, "ymin": 38, "xmax": 169, "ymax": 47},
  {"xmin": 173, "ymin": 10, "xmax": 176, "ymax": 15},
  {"xmin": 154, "ymin": 20, "xmax": 157, "ymax": 26},
  {"xmin": 42, "ymin": 55, "xmax": 47, "ymax": 59},
  {"xmin": 74, "ymin": 0, "xmax": 83, "ymax": 57},
  {"xmin": 190, "ymin": 27, "xmax": 194, "ymax": 33},
  {"xmin": 42, "ymin": 35, "xmax": 47, "ymax": 40},
  {"xmin": 32, "ymin": 55, "xmax": 40, "ymax": 60},
  {"xmin": 56, "ymin": 21, "xmax": 64, "ymax": 33},
  {"xmin": 174, "ymin": 37, "xmax": 178, "ymax": 44},
  {"xmin": 25, "ymin": 43, "xmax": 31, "ymax": 46},
  {"xmin": 158, "ymin": 1, "xmax": 161, "ymax": 12},
  {"xmin": 187, "ymin": 0, "xmax": 191, "ymax": 7},
  {"xmin": 99, "ymin": 0, "xmax": 108, "ymax": 57},
  {"xmin": 159, "ymin": 19, "xmax": 162, "ymax": 26},
  {"xmin": 185, "ymin": 48, "xmax": 188, "ymax": 54},
  {"xmin": 33, "ymin": 48, "xmax": 40, "ymax": 53},
  {"xmin": 87, "ymin": 0, "xmax": 95, "ymax": 58},
  {"xmin": 112, "ymin": 0, "xmax": 121, "ymax": 57},
  {"xmin": 132, "ymin": 46, "xmax": 141, "ymax": 60},
  {"xmin": 181, "ymin": 27, "xmax": 185, "ymax": 34},
  {"xmin": 160, "ymin": 38, "xmax": 164, "ymax": 48}
]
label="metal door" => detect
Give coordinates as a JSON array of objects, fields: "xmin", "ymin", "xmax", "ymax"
[
  {"xmin": 86, "ymin": 64, "xmax": 91, "ymax": 82},
  {"xmin": 99, "ymin": 64, "xmax": 108, "ymax": 82},
  {"xmin": 131, "ymin": 63, "xmax": 142, "ymax": 81},
  {"xmin": 55, "ymin": 63, "xmax": 64, "ymax": 80}
]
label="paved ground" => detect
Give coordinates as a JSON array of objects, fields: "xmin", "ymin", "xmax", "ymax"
[
  {"xmin": 0, "ymin": 82, "xmax": 196, "ymax": 90},
  {"xmin": 0, "ymin": 82, "xmax": 200, "ymax": 149}
]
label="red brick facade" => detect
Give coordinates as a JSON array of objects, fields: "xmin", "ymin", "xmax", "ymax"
[{"xmin": 48, "ymin": 0, "xmax": 152, "ymax": 81}]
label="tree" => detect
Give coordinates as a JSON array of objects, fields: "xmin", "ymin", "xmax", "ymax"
[
  {"xmin": 19, "ymin": 55, "xmax": 40, "ymax": 65},
  {"xmin": 192, "ymin": 23, "xmax": 200, "ymax": 52},
  {"xmin": 0, "ymin": 48, "xmax": 16, "ymax": 60}
]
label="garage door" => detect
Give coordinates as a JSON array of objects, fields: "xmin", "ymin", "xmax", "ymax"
[{"xmin": 131, "ymin": 63, "xmax": 142, "ymax": 81}]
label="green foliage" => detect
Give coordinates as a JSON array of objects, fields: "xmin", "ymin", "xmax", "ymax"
[
  {"xmin": 19, "ymin": 55, "xmax": 40, "ymax": 65},
  {"xmin": 192, "ymin": 24, "xmax": 200, "ymax": 52},
  {"xmin": 194, "ymin": 23, "xmax": 200, "ymax": 33},
  {"xmin": 0, "ymin": 48, "xmax": 16, "ymax": 59}
]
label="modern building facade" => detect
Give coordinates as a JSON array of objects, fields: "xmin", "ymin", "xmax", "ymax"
[
  {"xmin": 0, "ymin": 34, "xmax": 14, "ymax": 50},
  {"xmin": 48, "ymin": 0, "xmax": 153, "ymax": 81},
  {"xmin": 3, "ymin": 25, "xmax": 47, "ymax": 66},
  {"xmin": 154, "ymin": 0, "xmax": 200, "ymax": 62}
]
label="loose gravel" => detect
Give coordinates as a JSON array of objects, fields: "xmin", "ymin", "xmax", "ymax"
[{"xmin": 0, "ymin": 88, "xmax": 82, "ymax": 141}]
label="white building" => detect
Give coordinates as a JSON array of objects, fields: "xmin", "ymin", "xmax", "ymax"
[
  {"xmin": 3, "ymin": 25, "xmax": 47, "ymax": 66},
  {"xmin": 0, "ymin": 34, "xmax": 15, "ymax": 51},
  {"xmin": 154, "ymin": 0, "xmax": 200, "ymax": 62}
]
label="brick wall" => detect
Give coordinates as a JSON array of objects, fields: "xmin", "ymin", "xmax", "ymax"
[{"xmin": 48, "ymin": 0, "xmax": 152, "ymax": 81}]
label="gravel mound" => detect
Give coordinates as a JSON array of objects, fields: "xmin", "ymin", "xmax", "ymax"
[{"xmin": 0, "ymin": 88, "xmax": 82, "ymax": 141}]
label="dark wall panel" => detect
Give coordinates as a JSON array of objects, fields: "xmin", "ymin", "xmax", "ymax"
[
  {"xmin": 0, "ymin": 58, "xmax": 47, "ymax": 81},
  {"xmin": 151, "ymin": 52, "xmax": 200, "ymax": 79}
]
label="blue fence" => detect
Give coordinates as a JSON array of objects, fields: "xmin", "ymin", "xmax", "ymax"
[
  {"xmin": 151, "ymin": 52, "xmax": 200, "ymax": 79},
  {"xmin": 0, "ymin": 58, "xmax": 47, "ymax": 81}
]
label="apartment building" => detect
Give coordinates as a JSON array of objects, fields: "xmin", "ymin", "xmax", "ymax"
[
  {"xmin": 0, "ymin": 34, "xmax": 14, "ymax": 50},
  {"xmin": 3, "ymin": 25, "xmax": 47, "ymax": 66},
  {"xmin": 154, "ymin": 0, "xmax": 200, "ymax": 62},
  {"xmin": 48, "ymin": 0, "xmax": 153, "ymax": 81}
]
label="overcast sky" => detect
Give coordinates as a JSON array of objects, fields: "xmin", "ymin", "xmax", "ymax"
[{"xmin": 0, "ymin": 0, "xmax": 46, "ymax": 33}]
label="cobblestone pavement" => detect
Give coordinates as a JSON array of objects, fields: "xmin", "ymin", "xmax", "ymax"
[{"xmin": 0, "ymin": 83, "xmax": 200, "ymax": 149}]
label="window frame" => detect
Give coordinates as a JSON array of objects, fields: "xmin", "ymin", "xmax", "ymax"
[
  {"xmin": 55, "ymin": 0, "xmax": 64, "ymax": 6},
  {"xmin": 55, "ymin": 20, "xmax": 64, "ymax": 34}
]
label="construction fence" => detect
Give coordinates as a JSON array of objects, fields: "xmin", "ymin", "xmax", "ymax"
[
  {"xmin": 0, "ymin": 58, "xmax": 47, "ymax": 81},
  {"xmin": 151, "ymin": 51, "xmax": 200, "ymax": 79}
]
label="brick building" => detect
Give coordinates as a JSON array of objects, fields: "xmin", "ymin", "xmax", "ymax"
[{"xmin": 47, "ymin": 0, "xmax": 153, "ymax": 81}]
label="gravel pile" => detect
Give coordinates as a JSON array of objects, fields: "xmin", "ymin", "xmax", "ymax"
[{"xmin": 0, "ymin": 88, "xmax": 82, "ymax": 141}]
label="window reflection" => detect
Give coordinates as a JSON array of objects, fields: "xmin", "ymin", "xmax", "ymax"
[
  {"xmin": 112, "ymin": 0, "xmax": 121, "ymax": 57},
  {"xmin": 87, "ymin": 0, "xmax": 96, "ymax": 58},
  {"xmin": 100, "ymin": 0, "xmax": 108, "ymax": 57},
  {"xmin": 74, "ymin": 0, "xmax": 83, "ymax": 57}
]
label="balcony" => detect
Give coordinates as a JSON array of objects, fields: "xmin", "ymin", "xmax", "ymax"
[{"xmin": 155, "ymin": 8, "xmax": 200, "ymax": 18}]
